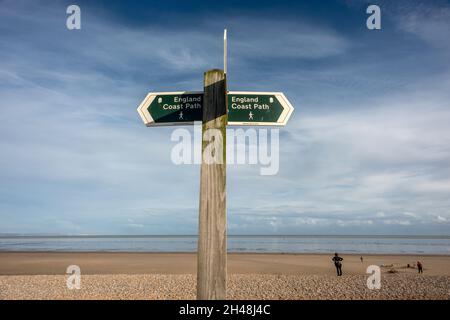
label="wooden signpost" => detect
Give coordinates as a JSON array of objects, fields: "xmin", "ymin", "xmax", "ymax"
[
  {"xmin": 197, "ymin": 69, "xmax": 228, "ymax": 300},
  {"xmin": 137, "ymin": 30, "xmax": 294, "ymax": 300}
]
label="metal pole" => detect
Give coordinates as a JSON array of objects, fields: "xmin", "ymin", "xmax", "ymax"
[{"xmin": 224, "ymin": 29, "xmax": 227, "ymax": 75}]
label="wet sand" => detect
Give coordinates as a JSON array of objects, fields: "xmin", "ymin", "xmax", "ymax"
[{"xmin": 0, "ymin": 252, "xmax": 449, "ymax": 275}]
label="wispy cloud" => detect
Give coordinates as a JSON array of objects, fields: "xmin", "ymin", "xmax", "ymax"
[
  {"xmin": 394, "ymin": 1, "xmax": 450, "ymax": 51},
  {"xmin": 0, "ymin": 0, "xmax": 449, "ymax": 235}
]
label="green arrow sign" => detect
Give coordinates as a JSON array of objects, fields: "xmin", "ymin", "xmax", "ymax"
[
  {"xmin": 137, "ymin": 91, "xmax": 294, "ymax": 126},
  {"xmin": 227, "ymin": 91, "xmax": 293, "ymax": 126},
  {"xmin": 137, "ymin": 91, "xmax": 203, "ymax": 126}
]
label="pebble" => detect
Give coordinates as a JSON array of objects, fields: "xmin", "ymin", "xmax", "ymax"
[{"xmin": 0, "ymin": 273, "xmax": 448, "ymax": 300}]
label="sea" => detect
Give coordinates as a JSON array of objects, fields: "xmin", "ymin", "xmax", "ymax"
[{"xmin": 0, "ymin": 235, "xmax": 449, "ymax": 254}]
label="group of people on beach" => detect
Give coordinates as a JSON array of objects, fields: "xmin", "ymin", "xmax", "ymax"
[{"xmin": 331, "ymin": 253, "xmax": 424, "ymax": 276}]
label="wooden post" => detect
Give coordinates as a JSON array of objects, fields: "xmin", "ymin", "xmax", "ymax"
[{"xmin": 197, "ymin": 69, "xmax": 227, "ymax": 300}]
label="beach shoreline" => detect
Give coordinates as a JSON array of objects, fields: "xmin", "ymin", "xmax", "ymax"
[
  {"xmin": 1, "ymin": 252, "xmax": 449, "ymax": 299},
  {"xmin": 1, "ymin": 252, "xmax": 449, "ymax": 275}
]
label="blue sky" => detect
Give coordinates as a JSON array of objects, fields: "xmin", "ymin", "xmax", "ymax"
[{"xmin": 0, "ymin": 0, "xmax": 449, "ymax": 235}]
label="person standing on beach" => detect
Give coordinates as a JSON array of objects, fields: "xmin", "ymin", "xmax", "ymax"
[
  {"xmin": 360, "ymin": 256, "xmax": 363, "ymax": 263},
  {"xmin": 417, "ymin": 261, "xmax": 423, "ymax": 274},
  {"xmin": 332, "ymin": 253, "xmax": 343, "ymax": 276}
]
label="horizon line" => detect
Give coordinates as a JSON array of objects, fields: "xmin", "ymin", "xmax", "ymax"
[{"xmin": 0, "ymin": 233, "xmax": 449, "ymax": 238}]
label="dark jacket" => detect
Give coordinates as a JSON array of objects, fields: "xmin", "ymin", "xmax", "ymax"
[{"xmin": 332, "ymin": 256, "xmax": 343, "ymax": 265}]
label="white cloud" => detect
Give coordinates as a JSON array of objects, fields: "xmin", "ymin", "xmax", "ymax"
[
  {"xmin": 395, "ymin": 2, "xmax": 450, "ymax": 51},
  {"xmin": 383, "ymin": 219, "xmax": 412, "ymax": 226},
  {"xmin": 0, "ymin": 0, "xmax": 449, "ymax": 235}
]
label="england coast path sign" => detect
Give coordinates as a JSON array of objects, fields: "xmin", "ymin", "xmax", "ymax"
[
  {"xmin": 137, "ymin": 91, "xmax": 203, "ymax": 126},
  {"xmin": 137, "ymin": 30, "xmax": 295, "ymax": 301},
  {"xmin": 137, "ymin": 91, "xmax": 294, "ymax": 126},
  {"xmin": 227, "ymin": 91, "xmax": 293, "ymax": 126}
]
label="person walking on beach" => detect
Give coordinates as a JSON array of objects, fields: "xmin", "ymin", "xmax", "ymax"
[
  {"xmin": 332, "ymin": 253, "xmax": 343, "ymax": 276},
  {"xmin": 360, "ymin": 256, "xmax": 363, "ymax": 263},
  {"xmin": 417, "ymin": 261, "xmax": 423, "ymax": 274}
]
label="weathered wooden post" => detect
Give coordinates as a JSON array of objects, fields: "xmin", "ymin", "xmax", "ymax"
[
  {"xmin": 137, "ymin": 30, "xmax": 293, "ymax": 301},
  {"xmin": 197, "ymin": 69, "xmax": 227, "ymax": 300}
]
